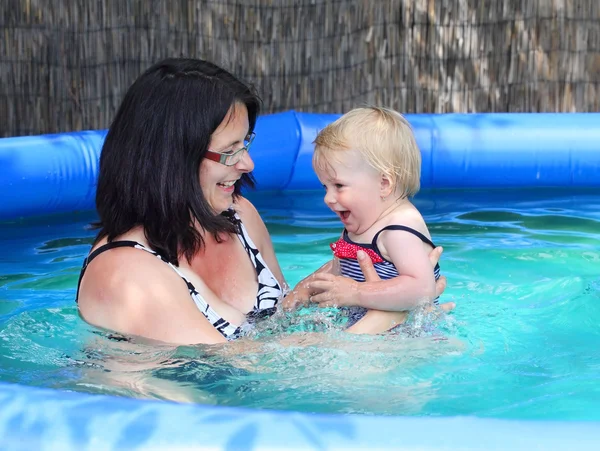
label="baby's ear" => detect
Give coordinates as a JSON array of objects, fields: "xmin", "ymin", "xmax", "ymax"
[{"xmin": 380, "ymin": 173, "xmax": 395, "ymax": 198}]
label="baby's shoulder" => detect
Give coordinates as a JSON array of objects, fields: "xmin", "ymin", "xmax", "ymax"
[
  {"xmin": 377, "ymin": 206, "xmax": 431, "ymax": 244},
  {"xmin": 386, "ymin": 203, "xmax": 426, "ymax": 229}
]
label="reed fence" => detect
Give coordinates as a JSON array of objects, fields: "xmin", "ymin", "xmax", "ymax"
[{"xmin": 1, "ymin": 0, "xmax": 598, "ymax": 137}]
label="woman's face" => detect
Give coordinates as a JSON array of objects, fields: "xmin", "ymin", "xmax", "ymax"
[{"xmin": 199, "ymin": 103, "xmax": 254, "ymax": 213}]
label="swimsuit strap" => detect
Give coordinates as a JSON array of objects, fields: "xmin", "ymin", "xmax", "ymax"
[
  {"xmin": 76, "ymin": 241, "xmax": 151, "ymax": 303},
  {"xmin": 371, "ymin": 225, "xmax": 436, "ymax": 257},
  {"xmin": 371, "ymin": 225, "xmax": 440, "ymax": 275}
]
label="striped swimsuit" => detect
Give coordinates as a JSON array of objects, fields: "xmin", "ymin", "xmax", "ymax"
[
  {"xmin": 76, "ymin": 211, "xmax": 286, "ymax": 340},
  {"xmin": 330, "ymin": 225, "xmax": 441, "ymax": 326}
]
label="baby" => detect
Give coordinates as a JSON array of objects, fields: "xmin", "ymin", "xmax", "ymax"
[{"xmin": 286, "ymin": 107, "xmax": 443, "ymax": 334}]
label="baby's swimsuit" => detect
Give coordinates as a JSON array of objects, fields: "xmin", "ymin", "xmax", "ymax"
[
  {"xmin": 330, "ymin": 225, "xmax": 441, "ymax": 327},
  {"xmin": 76, "ymin": 211, "xmax": 286, "ymax": 340}
]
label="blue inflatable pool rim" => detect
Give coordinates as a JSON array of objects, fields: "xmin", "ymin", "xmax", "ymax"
[{"xmin": 1, "ymin": 111, "xmax": 600, "ymax": 449}]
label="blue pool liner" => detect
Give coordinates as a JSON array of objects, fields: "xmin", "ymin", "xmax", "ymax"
[
  {"xmin": 2, "ymin": 111, "xmax": 599, "ymax": 221},
  {"xmin": 1, "ymin": 380, "xmax": 599, "ymax": 451},
  {"xmin": 1, "ymin": 111, "xmax": 599, "ymax": 450}
]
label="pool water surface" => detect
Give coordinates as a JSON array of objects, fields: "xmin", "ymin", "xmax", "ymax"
[{"xmin": 0, "ymin": 189, "xmax": 599, "ymax": 420}]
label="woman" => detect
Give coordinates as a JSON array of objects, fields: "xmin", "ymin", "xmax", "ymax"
[{"xmin": 77, "ymin": 58, "xmax": 449, "ymax": 345}]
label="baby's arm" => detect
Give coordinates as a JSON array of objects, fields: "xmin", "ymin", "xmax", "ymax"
[
  {"xmin": 346, "ymin": 247, "xmax": 450, "ymax": 334},
  {"xmin": 309, "ymin": 230, "xmax": 437, "ymax": 311}
]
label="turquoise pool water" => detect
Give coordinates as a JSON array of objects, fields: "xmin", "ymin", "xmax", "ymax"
[{"xmin": 0, "ymin": 189, "xmax": 599, "ymax": 420}]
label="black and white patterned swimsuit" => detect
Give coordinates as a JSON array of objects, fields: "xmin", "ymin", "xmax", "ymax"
[{"xmin": 76, "ymin": 211, "xmax": 287, "ymax": 341}]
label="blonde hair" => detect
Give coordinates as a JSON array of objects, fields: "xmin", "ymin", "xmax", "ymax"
[{"xmin": 313, "ymin": 106, "xmax": 421, "ymax": 198}]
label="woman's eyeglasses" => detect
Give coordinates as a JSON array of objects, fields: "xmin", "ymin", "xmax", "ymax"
[{"xmin": 205, "ymin": 132, "xmax": 256, "ymax": 166}]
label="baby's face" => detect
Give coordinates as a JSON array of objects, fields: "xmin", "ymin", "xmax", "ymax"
[{"xmin": 313, "ymin": 148, "xmax": 384, "ymax": 236}]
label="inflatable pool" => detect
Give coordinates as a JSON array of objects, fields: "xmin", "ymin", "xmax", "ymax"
[
  {"xmin": 3, "ymin": 112, "xmax": 600, "ymax": 221},
  {"xmin": 1, "ymin": 111, "xmax": 600, "ymax": 450}
]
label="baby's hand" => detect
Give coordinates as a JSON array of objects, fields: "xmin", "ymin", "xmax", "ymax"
[
  {"xmin": 307, "ymin": 273, "xmax": 360, "ymax": 307},
  {"xmin": 282, "ymin": 287, "xmax": 311, "ymax": 310}
]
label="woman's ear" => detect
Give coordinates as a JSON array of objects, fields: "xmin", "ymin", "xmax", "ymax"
[{"xmin": 380, "ymin": 173, "xmax": 394, "ymax": 199}]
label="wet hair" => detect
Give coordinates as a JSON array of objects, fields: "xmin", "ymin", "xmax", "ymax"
[
  {"xmin": 93, "ymin": 58, "xmax": 261, "ymax": 264},
  {"xmin": 313, "ymin": 106, "xmax": 421, "ymax": 199}
]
